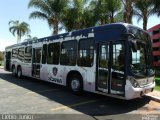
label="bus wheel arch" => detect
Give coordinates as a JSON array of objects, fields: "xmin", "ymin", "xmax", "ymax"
[
  {"xmin": 12, "ymin": 65, "xmax": 16, "ymax": 76},
  {"xmin": 67, "ymin": 71, "xmax": 83, "ymax": 94},
  {"xmin": 17, "ymin": 65, "xmax": 22, "ymax": 78}
]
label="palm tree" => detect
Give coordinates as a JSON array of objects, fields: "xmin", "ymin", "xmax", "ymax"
[
  {"xmin": 90, "ymin": 0, "xmax": 110, "ymax": 25},
  {"xmin": 28, "ymin": 0, "xmax": 69, "ymax": 35},
  {"xmin": 9, "ymin": 20, "xmax": 30, "ymax": 43},
  {"xmin": 23, "ymin": 35, "xmax": 38, "ymax": 42},
  {"xmin": 26, "ymin": 35, "xmax": 38, "ymax": 41},
  {"xmin": 89, "ymin": 0, "xmax": 122, "ymax": 25},
  {"xmin": 121, "ymin": 0, "xmax": 136, "ymax": 23},
  {"xmin": 105, "ymin": 0, "xmax": 122, "ymax": 23},
  {"xmin": 63, "ymin": 0, "xmax": 93, "ymax": 31},
  {"xmin": 82, "ymin": 8, "xmax": 96, "ymax": 28},
  {"xmin": 152, "ymin": 0, "xmax": 160, "ymax": 16},
  {"xmin": 134, "ymin": 0, "xmax": 155, "ymax": 30},
  {"xmin": 114, "ymin": 11, "xmax": 124, "ymax": 23}
]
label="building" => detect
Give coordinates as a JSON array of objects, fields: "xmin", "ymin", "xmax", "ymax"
[{"xmin": 148, "ymin": 24, "xmax": 160, "ymax": 68}]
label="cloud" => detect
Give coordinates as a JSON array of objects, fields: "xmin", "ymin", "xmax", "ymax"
[{"xmin": 0, "ymin": 39, "xmax": 16, "ymax": 51}]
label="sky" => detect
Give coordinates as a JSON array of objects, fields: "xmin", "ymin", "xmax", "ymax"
[{"xmin": 0, "ymin": 0, "xmax": 160, "ymax": 51}]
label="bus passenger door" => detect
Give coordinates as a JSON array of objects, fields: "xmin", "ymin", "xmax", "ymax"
[
  {"xmin": 32, "ymin": 48, "xmax": 42, "ymax": 78},
  {"xmin": 96, "ymin": 42, "xmax": 125, "ymax": 96},
  {"xmin": 110, "ymin": 42, "xmax": 125, "ymax": 95},
  {"xmin": 97, "ymin": 43, "xmax": 110, "ymax": 93}
]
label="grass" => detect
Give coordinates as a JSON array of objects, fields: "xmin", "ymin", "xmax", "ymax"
[
  {"xmin": 155, "ymin": 77, "xmax": 160, "ymax": 91},
  {"xmin": 155, "ymin": 77, "xmax": 160, "ymax": 80}
]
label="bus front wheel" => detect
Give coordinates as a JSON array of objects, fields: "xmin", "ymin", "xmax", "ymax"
[{"xmin": 69, "ymin": 75, "xmax": 83, "ymax": 94}]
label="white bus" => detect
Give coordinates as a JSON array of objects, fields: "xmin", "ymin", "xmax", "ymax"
[{"xmin": 4, "ymin": 23, "xmax": 155, "ymax": 100}]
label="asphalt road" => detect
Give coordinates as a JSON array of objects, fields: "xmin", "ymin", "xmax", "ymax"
[{"xmin": 0, "ymin": 69, "xmax": 160, "ymax": 120}]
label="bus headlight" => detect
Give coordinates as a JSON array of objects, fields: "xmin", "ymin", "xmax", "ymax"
[
  {"xmin": 133, "ymin": 81, "xmax": 139, "ymax": 88},
  {"xmin": 128, "ymin": 76, "xmax": 140, "ymax": 88}
]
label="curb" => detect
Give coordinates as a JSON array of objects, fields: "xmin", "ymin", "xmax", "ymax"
[{"xmin": 145, "ymin": 95, "xmax": 160, "ymax": 103}]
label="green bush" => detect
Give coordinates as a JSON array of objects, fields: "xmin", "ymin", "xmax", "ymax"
[
  {"xmin": 0, "ymin": 52, "xmax": 4, "ymax": 61},
  {"xmin": 155, "ymin": 79, "xmax": 160, "ymax": 91}
]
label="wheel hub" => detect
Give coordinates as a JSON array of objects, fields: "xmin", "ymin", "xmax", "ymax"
[{"xmin": 71, "ymin": 79, "xmax": 80, "ymax": 91}]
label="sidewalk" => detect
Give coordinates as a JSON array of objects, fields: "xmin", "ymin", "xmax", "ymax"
[{"xmin": 145, "ymin": 90, "xmax": 160, "ymax": 103}]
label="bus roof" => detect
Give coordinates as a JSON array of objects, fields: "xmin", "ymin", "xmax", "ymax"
[{"xmin": 5, "ymin": 23, "xmax": 143, "ymax": 50}]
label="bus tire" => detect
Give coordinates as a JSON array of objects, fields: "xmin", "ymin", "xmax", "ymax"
[
  {"xmin": 12, "ymin": 65, "xmax": 16, "ymax": 77},
  {"xmin": 69, "ymin": 75, "xmax": 83, "ymax": 95},
  {"xmin": 17, "ymin": 66, "xmax": 22, "ymax": 79}
]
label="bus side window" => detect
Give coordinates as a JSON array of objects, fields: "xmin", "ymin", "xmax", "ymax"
[
  {"xmin": 112, "ymin": 43, "xmax": 125, "ymax": 70},
  {"xmin": 18, "ymin": 47, "xmax": 25, "ymax": 62},
  {"xmin": 47, "ymin": 43, "xmax": 53, "ymax": 64},
  {"xmin": 42, "ymin": 44, "xmax": 47, "ymax": 64},
  {"xmin": 24, "ymin": 46, "xmax": 32, "ymax": 63},
  {"xmin": 60, "ymin": 40, "xmax": 77, "ymax": 66},
  {"xmin": 47, "ymin": 42, "xmax": 60, "ymax": 65},
  {"xmin": 78, "ymin": 38, "xmax": 94, "ymax": 67},
  {"xmin": 12, "ymin": 49, "xmax": 18, "ymax": 59},
  {"xmin": 99, "ymin": 44, "xmax": 109, "ymax": 68}
]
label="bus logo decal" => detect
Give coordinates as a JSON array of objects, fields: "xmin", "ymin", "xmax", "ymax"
[{"xmin": 53, "ymin": 67, "xmax": 58, "ymax": 76}]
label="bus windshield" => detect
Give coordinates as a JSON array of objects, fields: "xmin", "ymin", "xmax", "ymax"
[
  {"xmin": 130, "ymin": 37, "xmax": 154, "ymax": 78},
  {"xmin": 129, "ymin": 28, "xmax": 154, "ymax": 78}
]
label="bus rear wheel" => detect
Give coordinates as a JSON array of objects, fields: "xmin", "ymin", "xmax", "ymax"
[
  {"xmin": 12, "ymin": 66, "xmax": 16, "ymax": 77},
  {"xmin": 69, "ymin": 75, "xmax": 83, "ymax": 94},
  {"xmin": 17, "ymin": 66, "xmax": 22, "ymax": 78}
]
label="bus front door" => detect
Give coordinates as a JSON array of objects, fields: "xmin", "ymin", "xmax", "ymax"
[
  {"xmin": 110, "ymin": 42, "xmax": 125, "ymax": 95},
  {"xmin": 32, "ymin": 48, "xmax": 42, "ymax": 78},
  {"xmin": 97, "ymin": 43, "xmax": 110, "ymax": 93},
  {"xmin": 97, "ymin": 42, "xmax": 125, "ymax": 96}
]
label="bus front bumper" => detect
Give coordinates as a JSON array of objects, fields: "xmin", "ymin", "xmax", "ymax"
[{"xmin": 125, "ymin": 81, "xmax": 156, "ymax": 100}]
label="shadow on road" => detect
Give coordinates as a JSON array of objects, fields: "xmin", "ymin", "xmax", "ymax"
[{"xmin": 0, "ymin": 71, "xmax": 151, "ymax": 116}]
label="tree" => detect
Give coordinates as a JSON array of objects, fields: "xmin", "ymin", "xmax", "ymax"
[
  {"xmin": 121, "ymin": 0, "xmax": 136, "ymax": 23},
  {"xmin": 90, "ymin": 0, "xmax": 110, "ymax": 25},
  {"xmin": 9, "ymin": 20, "xmax": 30, "ymax": 43},
  {"xmin": 28, "ymin": 0, "xmax": 69, "ymax": 35},
  {"xmin": 152, "ymin": 0, "xmax": 160, "ymax": 16},
  {"xmin": 24, "ymin": 35, "xmax": 38, "ymax": 42},
  {"xmin": 26, "ymin": 35, "xmax": 38, "ymax": 40},
  {"xmin": 63, "ymin": 0, "xmax": 94, "ymax": 31},
  {"xmin": 0, "ymin": 52, "xmax": 4, "ymax": 64},
  {"xmin": 89, "ymin": 0, "xmax": 122, "ymax": 25},
  {"xmin": 105, "ymin": 0, "xmax": 122, "ymax": 23},
  {"xmin": 134, "ymin": 0, "xmax": 154, "ymax": 30},
  {"xmin": 114, "ymin": 11, "xmax": 124, "ymax": 23}
]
